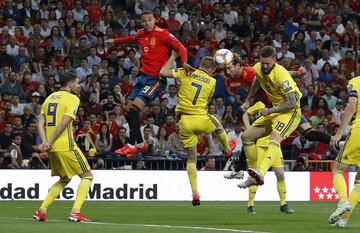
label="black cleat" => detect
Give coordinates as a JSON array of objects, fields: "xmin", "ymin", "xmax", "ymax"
[
  {"xmin": 280, "ymin": 204, "xmax": 295, "ymax": 214},
  {"xmin": 247, "ymin": 206, "xmax": 256, "ymax": 214}
]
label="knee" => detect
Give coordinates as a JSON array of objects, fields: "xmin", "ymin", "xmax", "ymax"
[
  {"xmin": 275, "ymin": 170, "xmax": 285, "ymax": 181},
  {"xmin": 241, "ymin": 132, "xmax": 252, "ymax": 143},
  {"xmin": 60, "ymin": 178, "xmax": 71, "ymax": 184}
]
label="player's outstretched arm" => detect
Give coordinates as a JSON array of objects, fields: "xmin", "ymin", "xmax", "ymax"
[
  {"xmin": 242, "ymin": 78, "xmax": 260, "ymax": 111},
  {"xmin": 159, "ymin": 50, "xmax": 179, "ymax": 78},
  {"xmin": 105, "ymin": 36, "xmax": 137, "ymax": 46},
  {"xmin": 330, "ymin": 96, "xmax": 357, "ymax": 150}
]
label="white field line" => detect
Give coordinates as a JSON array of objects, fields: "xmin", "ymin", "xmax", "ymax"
[{"xmin": 7, "ymin": 217, "xmax": 271, "ymax": 233}]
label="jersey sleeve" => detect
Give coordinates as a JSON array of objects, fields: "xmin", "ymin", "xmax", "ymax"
[
  {"xmin": 64, "ymin": 96, "xmax": 80, "ymax": 120},
  {"xmin": 276, "ymin": 68, "xmax": 296, "ymax": 95},
  {"xmin": 172, "ymin": 68, "xmax": 186, "ymax": 80},
  {"xmin": 348, "ymin": 80, "xmax": 358, "ymax": 98},
  {"xmin": 113, "ymin": 35, "xmax": 137, "ymax": 44},
  {"xmin": 161, "ymin": 30, "xmax": 188, "ymax": 64}
]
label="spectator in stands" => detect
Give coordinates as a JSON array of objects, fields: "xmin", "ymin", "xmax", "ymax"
[
  {"xmin": 301, "ymin": 84, "xmax": 319, "ymax": 111},
  {"xmin": 292, "ymin": 155, "xmax": 315, "ymax": 171},
  {"xmin": 21, "ymin": 105, "xmax": 35, "ymax": 127},
  {"xmin": 316, "ymin": 49, "xmax": 339, "ymax": 70},
  {"xmin": 322, "ymin": 86, "xmax": 338, "ymax": 110},
  {"xmin": 292, "ymin": 135, "xmax": 313, "ymax": 158},
  {"xmin": 1, "ymin": 71, "xmax": 25, "ymax": 100},
  {"xmin": 197, "ymin": 134, "xmax": 209, "ymax": 157},
  {"xmin": 142, "ymin": 125, "xmax": 157, "ymax": 156},
  {"xmin": 141, "ymin": 115, "xmax": 159, "ymax": 139},
  {"xmin": 84, "ymin": 93, "xmax": 102, "ymax": 116},
  {"xmin": 200, "ymin": 155, "xmax": 216, "ymax": 171},
  {"xmin": 332, "ymin": 99, "xmax": 344, "ymax": 125},
  {"xmin": 214, "ymin": 96, "xmax": 225, "ymax": 118},
  {"xmin": 111, "ymin": 127, "xmax": 128, "ymax": 152},
  {"xmin": 168, "ymin": 123, "xmax": 186, "ymax": 158},
  {"xmin": 0, "ymin": 123, "xmax": 13, "ymax": 166},
  {"xmin": 12, "ymin": 116, "xmax": 24, "ymax": 135},
  {"xmin": 227, "ymin": 121, "xmax": 243, "ymax": 156},
  {"xmin": 222, "ymin": 105, "xmax": 237, "ymax": 131},
  {"xmin": 21, "ymin": 121, "xmax": 40, "ymax": 161},
  {"xmin": 162, "ymin": 84, "xmax": 178, "ymax": 110},
  {"xmin": 96, "ymin": 123, "xmax": 112, "ymax": 154},
  {"xmin": 161, "ymin": 114, "xmax": 175, "ymax": 138},
  {"xmin": 133, "ymin": 157, "xmax": 146, "ymax": 170},
  {"xmin": 156, "ymin": 127, "xmax": 169, "ymax": 157},
  {"xmin": 76, "ymin": 119, "xmax": 96, "ymax": 157}
]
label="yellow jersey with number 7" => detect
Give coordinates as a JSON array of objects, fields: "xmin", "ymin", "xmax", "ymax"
[
  {"xmin": 172, "ymin": 68, "xmax": 216, "ymax": 115},
  {"xmin": 40, "ymin": 91, "xmax": 80, "ymax": 152}
]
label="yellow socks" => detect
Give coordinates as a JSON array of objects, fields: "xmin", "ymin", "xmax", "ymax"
[
  {"xmin": 342, "ymin": 180, "xmax": 360, "ymax": 220},
  {"xmin": 259, "ymin": 140, "xmax": 281, "ymax": 176},
  {"xmin": 216, "ymin": 129, "xmax": 230, "ymax": 152},
  {"xmin": 333, "ymin": 173, "xmax": 348, "ymax": 204},
  {"xmin": 40, "ymin": 180, "xmax": 69, "ymax": 213},
  {"xmin": 72, "ymin": 176, "xmax": 93, "ymax": 213},
  {"xmin": 248, "ymin": 185, "xmax": 258, "ymax": 207},
  {"xmin": 187, "ymin": 161, "xmax": 198, "ymax": 195},
  {"xmin": 277, "ymin": 180, "xmax": 287, "ymax": 206}
]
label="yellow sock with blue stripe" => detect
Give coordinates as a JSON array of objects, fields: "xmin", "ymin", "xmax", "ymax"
[
  {"xmin": 259, "ymin": 140, "xmax": 281, "ymax": 176},
  {"xmin": 40, "ymin": 180, "xmax": 69, "ymax": 213},
  {"xmin": 72, "ymin": 176, "xmax": 93, "ymax": 213},
  {"xmin": 248, "ymin": 185, "xmax": 258, "ymax": 207},
  {"xmin": 333, "ymin": 173, "xmax": 348, "ymax": 204},
  {"xmin": 187, "ymin": 161, "xmax": 198, "ymax": 195},
  {"xmin": 277, "ymin": 180, "xmax": 287, "ymax": 206}
]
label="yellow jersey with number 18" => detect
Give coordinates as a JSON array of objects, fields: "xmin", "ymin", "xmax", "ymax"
[
  {"xmin": 253, "ymin": 62, "xmax": 302, "ymax": 108},
  {"xmin": 172, "ymin": 68, "xmax": 216, "ymax": 115},
  {"xmin": 40, "ymin": 91, "xmax": 80, "ymax": 152},
  {"xmin": 348, "ymin": 76, "xmax": 360, "ymax": 128}
]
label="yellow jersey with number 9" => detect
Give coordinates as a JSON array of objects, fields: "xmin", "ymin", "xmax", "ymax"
[
  {"xmin": 40, "ymin": 91, "xmax": 80, "ymax": 152},
  {"xmin": 253, "ymin": 62, "xmax": 301, "ymax": 108},
  {"xmin": 172, "ymin": 68, "xmax": 216, "ymax": 115}
]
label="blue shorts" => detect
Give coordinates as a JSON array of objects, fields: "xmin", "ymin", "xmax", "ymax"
[
  {"xmin": 128, "ymin": 74, "xmax": 167, "ymax": 104},
  {"xmin": 299, "ymin": 115, "xmax": 309, "ymax": 125}
]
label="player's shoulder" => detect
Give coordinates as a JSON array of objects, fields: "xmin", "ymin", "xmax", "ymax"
[
  {"xmin": 273, "ymin": 63, "xmax": 288, "ymax": 73},
  {"xmin": 154, "ymin": 26, "xmax": 166, "ymax": 33},
  {"xmin": 349, "ymin": 76, "xmax": 360, "ymax": 86},
  {"xmin": 252, "ymin": 62, "xmax": 261, "ymax": 73},
  {"xmin": 136, "ymin": 29, "xmax": 145, "ymax": 36}
]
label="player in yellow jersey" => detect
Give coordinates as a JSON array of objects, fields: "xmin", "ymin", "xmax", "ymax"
[
  {"xmin": 160, "ymin": 51, "xmax": 237, "ymax": 206},
  {"xmin": 33, "ymin": 72, "xmax": 93, "ymax": 223},
  {"xmin": 328, "ymin": 76, "xmax": 360, "ymax": 227},
  {"xmin": 237, "ymin": 46, "xmax": 301, "ymax": 211},
  {"xmin": 241, "ymin": 101, "xmax": 293, "ymax": 214}
]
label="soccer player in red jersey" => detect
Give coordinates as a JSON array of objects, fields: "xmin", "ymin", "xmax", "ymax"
[{"xmin": 106, "ymin": 11, "xmax": 188, "ymax": 158}]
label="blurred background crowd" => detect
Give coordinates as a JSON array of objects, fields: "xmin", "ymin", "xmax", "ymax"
[{"xmin": 0, "ymin": 0, "xmax": 359, "ymax": 171}]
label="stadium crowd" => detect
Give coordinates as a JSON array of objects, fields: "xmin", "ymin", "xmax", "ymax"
[{"xmin": 0, "ymin": 0, "xmax": 359, "ymax": 170}]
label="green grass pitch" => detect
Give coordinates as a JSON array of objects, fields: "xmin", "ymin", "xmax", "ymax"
[{"xmin": 0, "ymin": 201, "xmax": 359, "ymax": 233}]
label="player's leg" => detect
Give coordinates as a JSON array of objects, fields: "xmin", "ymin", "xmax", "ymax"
[
  {"xmin": 241, "ymin": 123, "xmax": 267, "ymax": 172},
  {"xmin": 249, "ymin": 111, "xmax": 301, "ymax": 186},
  {"xmin": 297, "ymin": 118, "xmax": 331, "ymax": 144},
  {"xmin": 208, "ymin": 114, "xmax": 236, "ymax": 156},
  {"xmin": 247, "ymin": 146, "xmax": 266, "ymax": 214},
  {"xmin": 179, "ymin": 115, "xmax": 203, "ymax": 206},
  {"xmin": 33, "ymin": 152, "xmax": 69, "ymax": 221},
  {"xmin": 329, "ymin": 130, "xmax": 357, "ymax": 224},
  {"xmin": 339, "ymin": 167, "xmax": 360, "ymax": 227}
]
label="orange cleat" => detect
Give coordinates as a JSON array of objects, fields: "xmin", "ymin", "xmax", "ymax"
[
  {"xmin": 33, "ymin": 210, "xmax": 47, "ymax": 222},
  {"xmin": 68, "ymin": 212, "xmax": 92, "ymax": 222},
  {"xmin": 115, "ymin": 144, "xmax": 136, "ymax": 155}
]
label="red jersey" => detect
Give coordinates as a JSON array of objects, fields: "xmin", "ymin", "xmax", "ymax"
[
  {"xmin": 155, "ymin": 16, "xmax": 168, "ymax": 29},
  {"xmin": 114, "ymin": 26, "xmax": 187, "ymax": 77},
  {"xmin": 225, "ymin": 77, "xmax": 241, "ymax": 95},
  {"xmin": 239, "ymin": 66, "xmax": 271, "ymax": 106}
]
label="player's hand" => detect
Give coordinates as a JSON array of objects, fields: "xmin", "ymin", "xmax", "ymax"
[
  {"xmin": 39, "ymin": 142, "xmax": 52, "ymax": 152},
  {"xmin": 241, "ymin": 101, "xmax": 250, "ymax": 111},
  {"xmin": 330, "ymin": 133, "xmax": 341, "ymax": 151},
  {"xmin": 297, "ymin": 67, "xmax": 306, "ymax": 76},
  {"xmin": 182, "ymin": 63, "xmax": 195, "ymax": 74},
  {"xmin": 105, "ymin": 39, "xmax": 114, "ymax": 45},
  {"xmin": 261, "ymin": 108, "xmax": 271, "ymax": 117}
]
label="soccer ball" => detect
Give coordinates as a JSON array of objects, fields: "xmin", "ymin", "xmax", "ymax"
[{"xmin": 213, "ymin": 49, "xmax": 234, "ymax": 67}]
